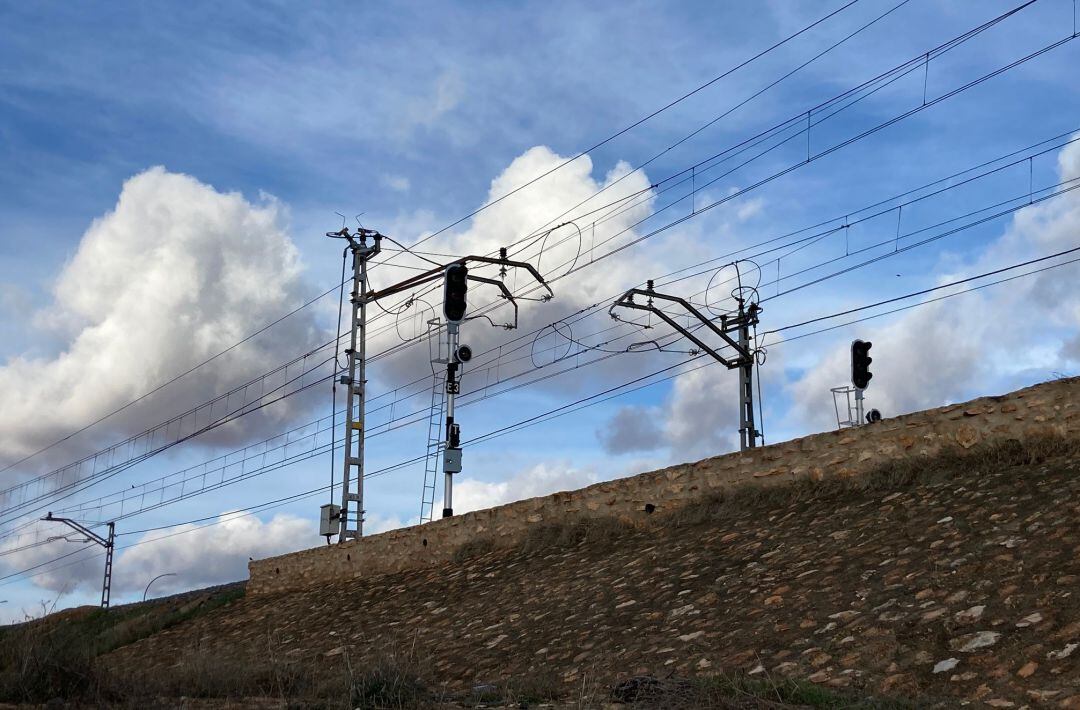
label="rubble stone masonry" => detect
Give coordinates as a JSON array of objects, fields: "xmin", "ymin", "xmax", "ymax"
[{"xmin": 248, "ymin": 376, "xmax": 1079, "ymax": 595}]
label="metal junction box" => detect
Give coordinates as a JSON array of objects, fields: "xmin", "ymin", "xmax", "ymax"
[
  {"xmin": 319, "ymin": 503, "xmax": 341, "ymax": 537},
  {"xmin": 443, "ymin": 448, "xmax": 462, "ymax": 473}
]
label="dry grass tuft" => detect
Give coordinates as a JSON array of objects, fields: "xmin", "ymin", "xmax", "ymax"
[{"xmin": 609, "ymin": 672, "xmax": 920, "ymax": 708}]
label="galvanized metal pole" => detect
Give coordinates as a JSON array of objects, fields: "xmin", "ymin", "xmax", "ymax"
[
  {"xmin": 442, "ymin": 321, "xmax": 461, "ymax": 518},
  {"xmin": 40, "ymin": 513, "xmax": 115, "ymax": 609},
  {"xmin": 338, "ymin": 234, "xmax": 380, "ymax": 542},
  {"xmin": 737, "ymin": 301, "xmax": 757, "ymax": 452},
  {"xmin": 101, "ymin": 521, "xmax": 114, "ymax": 609}
]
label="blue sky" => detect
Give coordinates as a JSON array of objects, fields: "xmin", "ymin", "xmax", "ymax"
[{"xmin": 2, "ymin": 0, "xmax": 1079, "ymax": 619}]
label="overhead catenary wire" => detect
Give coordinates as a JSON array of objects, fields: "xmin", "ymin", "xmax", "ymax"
[
  {"xmin": 0, "ymin": 1, "xmax": 870, "ymax": 487},
  {"xmin": 0, "ymin": 359, "xmax": 338, "ymax": 527},
  {"xmin": 6, "ymin": 0, "xmax": 1071, "ymax": 574},
  {"xmin": 11, "ymin": 239, "xmax": 1080, "ymax": 588},
  {"xmin": 501, "ymin": 0, "xmax": 1043, "ymax": 266},
  {"xmin": 14, "ymin": 122, "xmax": 1079, "ymax": 537},
  {"xmin": 541, "ymin": 27, "xmax": 1077, "ymax": 283},
  {"xmin": 391, "ymin": 1, "xmax": 861, "ymax": 255},
  {"xmin": 1, "ymin": 0, "xmax": 1041, "ymax": 497},
  {"xmin": 437, "ymin": 10, "xmax": 1073, "ymax": 333},
  {"xmin": 0, "ymin": 281, "xmax": 351, "ymax": 478},
  {"xmin": 30, "ymin": 161, "xmax": 1080, "ymax": 544},
  {"xmin": 12, "ymin": 117, "xmax": 1075, "ymax": 542},
  {"xmin": 504, "ymin": 0, "xmax": 915, "ymax": 250}
]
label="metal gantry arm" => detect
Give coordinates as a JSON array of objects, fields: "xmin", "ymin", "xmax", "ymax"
[
  {"xmin": 366, "ymin": 255, "xmax": 553, "ymax": 304},
  {"xmin": 609, "ymin": 287, "xmax": 752, "ymax": 367},
  {"xmin": 609, "ymin": 280, "xmax": 762, "ymax": 451},
  {"xmin": 463, "ymin": 274, "xmax": 519, "ymax": 328},
  {"xmin": 41, "ymin": 512, "xmax": 115, "ymax": 608}
]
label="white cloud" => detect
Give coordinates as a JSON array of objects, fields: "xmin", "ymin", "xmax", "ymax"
[
  {"xmin": 115, "ymin": 513, "xmax": 313, "ymax": 596},
  {"xmin": 450, "ymin": 461, "xmax": 599, "ymax": 514},
  {"xmin": 599, "ymin": 365, "xmax": 746, "ymax": 460},
  {"xmin": 367, "ymin": 146, "xmax": 662, "ymax": 395},
  {"xmin": 381, "ymin": 174, "xmax": 411, "ymax": 193},
  {"xmin": 0, "ymin": 511, "xmax": 314, "ymax": 596},
  {"xmin": 786, "ymin": 137, "xmax": 1080, "ymax": 427},
  {"xmin": 0, "ymin": 167, "xmax": 320, "ymax": 469},
  {"xmin": 366, "ymin": 512, "xmax": 406, "ymax": 534},
  {"xmin": 369, "ymin": 145, "xmax": 760, "ymax": 402}
]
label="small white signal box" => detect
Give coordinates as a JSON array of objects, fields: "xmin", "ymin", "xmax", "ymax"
[{"xmin": 319, "ymin": 504, "xmax": 341, "ymax": 537}]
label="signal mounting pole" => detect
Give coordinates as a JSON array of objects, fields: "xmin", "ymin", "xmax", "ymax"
[
  {"xmin": 41, "ymin": 512, "xmax": 115, "ymax": 609},
  {"xmin": 831, "ymin": 339, "xmax": 876, "ymax": 429},
  {"xmin": 851, "ymin": 339, "xmax": 873, "ymax": 425},
  {"xmin": 440, "ymin": 263, "xmax": 467, "ymax": 518},
  {"xmin": 365, "ymin": 253, "xmax": 551, "ymax": 519},
  {"xmin": 610, "ymin": 279, "xmax": 762, "ymax": 451},
  {"xmin": 328, "ymin": 227, "xmax": 382, "ymax": 542}
]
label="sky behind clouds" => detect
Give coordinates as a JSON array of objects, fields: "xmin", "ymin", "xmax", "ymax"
[{"xmin": 2, "ymin": 0, "xmax": 1079, "ymax": 621}]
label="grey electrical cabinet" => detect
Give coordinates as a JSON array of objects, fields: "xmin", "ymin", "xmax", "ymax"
[
  {"xmin": 443, "ymin": 448, "xmax": 462, "ymax": 473},
  {"xmin": 319, "ymin": 504, "xmax": 341, "ymax": 537}
]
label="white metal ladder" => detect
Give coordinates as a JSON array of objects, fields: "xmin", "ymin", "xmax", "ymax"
[{"xmin": 419, "ymin": 370, "xmax": 446, "ymax": 524}]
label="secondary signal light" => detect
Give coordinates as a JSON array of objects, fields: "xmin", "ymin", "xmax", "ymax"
[
  {"xmin": 851, "ymin": 339, "xmax": 873, "ymax": 390},
  {"xmin": 443, "ymin": 263, "xmax": 469, "ymax": 323}
]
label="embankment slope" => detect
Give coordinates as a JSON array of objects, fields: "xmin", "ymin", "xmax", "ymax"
[{"xmin": 105, "ymin": 436, "xmax": 1080, "ymax": 707}]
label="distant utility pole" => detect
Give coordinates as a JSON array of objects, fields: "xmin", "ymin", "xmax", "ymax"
[
  {"xmin": 41, "ymin": 512, "xmax": 115, "ymax": 609},
  {"xmin": 327, "ymin": 227, "xmax": 382, "ymax": 542},
  {"xmin": 610, "ymin": 279, "xmax": 762, "ymax": 451}
]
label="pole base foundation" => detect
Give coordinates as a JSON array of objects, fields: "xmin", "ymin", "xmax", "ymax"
[{"xmin": 442, "ymin": 508, "xmax": 453, "ymax": 518}]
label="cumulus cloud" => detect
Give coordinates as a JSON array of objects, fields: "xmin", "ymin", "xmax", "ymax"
[
  {"xmin": 115, "ymin": 512, "xmax": 313, "ymax": 596},
  {"xmin": 370, "ymin": 145, "xmax": 764, "ymax": 408},
  {"xmin": 0, "ymin": 167, "xmax": 321, "ymax": 471},
  {"xmin": 450, "ymin": 461, "xmax": 600, "ymax": 514},
  {"xmin": 367, "ymin": 146, "xmax": 660, "ymax": 397},
  {"xmin": 599, "ymin": 365, "xmax": 748, "ymax": 460},
  {"xmin": 596, "ymin": 405, "xmax": 665, "ymax": 453},
  {"xmin": 786, "ymin": 137, "xmax": 1080, "ymax": 428},
  {"xmin": 0, "ymin": 512, "xmax": 313, "ymax": 597},
  {"xmin": 381, "ymin": 174, "xmax": 411, "ymax": 192}
]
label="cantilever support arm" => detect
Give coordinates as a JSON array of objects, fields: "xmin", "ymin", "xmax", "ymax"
[
  {"xmin": 41, "ymin": 512, "xmax": 110, "ymax": 548},
  {"xmin": 465, "ymin": 274, "xmax": 519, "ymax": 328},
  {"xmin": 365, "ymin": 254, "xmax": 553, "ymax": 304},
  {"xmin": 464, "ymin": 256, "xmax": 553, "ymax": 300},
  {"xmin": 609, "ymin": 288, "xmax": 753, "ymax": 368}
]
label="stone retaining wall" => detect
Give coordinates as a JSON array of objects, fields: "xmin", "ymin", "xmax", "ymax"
[{"xmin": 248, "ymin": 377, "xmax": 1079, "ymax": 595}]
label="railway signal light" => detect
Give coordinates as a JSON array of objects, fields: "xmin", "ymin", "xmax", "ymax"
[
  {"xmin": 443, "ymin": 263, "xmax": 469, "ymax": 323},
  {"xmin": 851, "ymin": 339, "xmax": 873, "ymax": 390}
]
